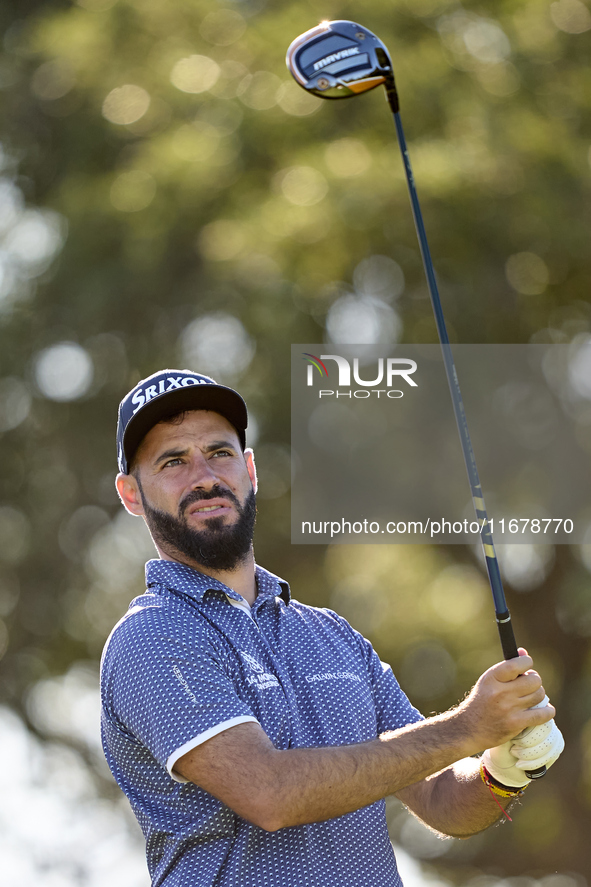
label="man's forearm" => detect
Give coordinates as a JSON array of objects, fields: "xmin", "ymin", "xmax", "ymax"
[
  {"xmin": 396, "ymin": 757, "xmax": 517, "ymax": 838},
  {"xmin": 270, "ymin": 716, "xmax": 471, "ymax": 829},
  {"xmin": 194, "ymin": 712, "xmax": 480, "ymax": 832}
]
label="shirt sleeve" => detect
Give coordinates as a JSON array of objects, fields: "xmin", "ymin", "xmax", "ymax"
[
  {"xmin": 325, "ymin": 608, "xmax": 424, "ymax": 733},
  {"xmin": 100, "ymin": 602, "xmax": 258, "ymax": 782},
  {"xmin": 367, "ymin": 653, "xmax": 425, "ymax": 735}
]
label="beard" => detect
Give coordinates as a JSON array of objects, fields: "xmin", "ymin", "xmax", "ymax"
[{"xmin": 137, "ymin": 479, "xmax": 257, "ymax": 572}]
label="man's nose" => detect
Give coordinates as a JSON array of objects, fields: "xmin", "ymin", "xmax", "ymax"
[{"xmin": 187, "ymin": 452, "xmax": 221, "ymax": 489}]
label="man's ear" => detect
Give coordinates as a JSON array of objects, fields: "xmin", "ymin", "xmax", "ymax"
[
  {"xmin": 244, "ymin": 448, "xmax": 257, "ymax": 494},
  {"xmin": 116, "ymin": 473, "xmax": 145, "ymax": 516}
]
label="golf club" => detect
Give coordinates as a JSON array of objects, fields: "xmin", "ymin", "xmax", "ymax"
[{"xmin": 286, "ymin": 20, "xmax": 546, "ymax": 779}]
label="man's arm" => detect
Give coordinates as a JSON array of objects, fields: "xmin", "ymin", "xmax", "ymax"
[
  {"xmin": 396, "ymin": 711, "xmax": 564, "ymax": 838},
  {"xmin": 174, "ymin": 653, "xmax": 554, "ymax": 832},
  {"xmin": 395, "ymin": 758, "xmax": 507, "ymax": 839}
]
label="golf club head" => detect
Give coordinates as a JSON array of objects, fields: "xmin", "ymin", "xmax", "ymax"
[{"xmin": 286, "ymin": 20, "xmax": 393, "ymax": 100}]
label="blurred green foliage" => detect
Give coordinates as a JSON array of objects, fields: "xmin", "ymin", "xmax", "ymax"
[{"xmin": 1, "ymin": 0, "xmax": 591, "ymax": 881}]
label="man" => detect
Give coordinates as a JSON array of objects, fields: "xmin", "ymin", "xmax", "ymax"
[{"xmin": 101, "ymin": 368, "xmax": 563, "ymax": 887}]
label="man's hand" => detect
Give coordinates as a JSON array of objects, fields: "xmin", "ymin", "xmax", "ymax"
[
  {"xmin": 482, "ymin": 699, "xmax": 565, "ymax": 787},
  {"xmin": 395, "ymin": 651, "xmax": 561, "ymax": 837},
  {"xmin": 512, "ymin": 716, "xmax": 564, "ymax": 772},
  {"xmin": 452, "ymin": 649, "xmax": 555, "ymax": 757}
]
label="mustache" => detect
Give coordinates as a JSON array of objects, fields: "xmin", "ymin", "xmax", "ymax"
[{"xmin": 179, "ymin": 484, "xmax": 241, "ymax": 517}]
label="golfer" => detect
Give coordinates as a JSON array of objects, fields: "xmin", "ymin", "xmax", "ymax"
[{"xmin": 101, "ymin": 368, "xmax": 563, "ymax": 887}]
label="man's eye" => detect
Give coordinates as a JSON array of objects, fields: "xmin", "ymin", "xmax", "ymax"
[
  {"xmin": 212, "ymin": 450, "xmax": 232, "ymax": 457},
  {"xmin": 164, "ymin": 458, "xmax": 183, "ymax": 467}
]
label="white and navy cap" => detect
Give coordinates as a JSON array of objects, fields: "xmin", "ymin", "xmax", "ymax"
[{"xmin": 116, "ymin": 369, "xmax": 248, "ymax": 474}]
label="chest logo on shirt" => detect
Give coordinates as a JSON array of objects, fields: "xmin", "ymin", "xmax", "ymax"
[{"xmin": 239, "ymin": 652, "xmax": 281, "ymax": 691}]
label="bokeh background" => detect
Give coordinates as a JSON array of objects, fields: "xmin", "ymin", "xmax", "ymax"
[{"xmin": 1, "ymin": 0, "xmax": 590, "ymax": 884}]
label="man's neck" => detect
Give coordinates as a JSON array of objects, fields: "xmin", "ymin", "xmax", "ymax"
[{"xmin": 158, "ymin": 549, "xmax": 258, "ymax": 605}]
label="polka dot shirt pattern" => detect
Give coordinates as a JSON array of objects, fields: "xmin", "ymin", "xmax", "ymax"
[{"xmin": 100, "ymin": 559, "xmax": 424, "ymax": 887}]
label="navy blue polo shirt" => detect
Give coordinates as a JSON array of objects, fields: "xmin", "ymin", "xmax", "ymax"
[{"xmin": 100, "ymin": 559, "xmax": 423, "ymax": 887}]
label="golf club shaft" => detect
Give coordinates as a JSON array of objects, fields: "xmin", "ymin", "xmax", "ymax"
[{"xmin": 384, "ymin": 84, "xmax": 546, "ymax": 779}]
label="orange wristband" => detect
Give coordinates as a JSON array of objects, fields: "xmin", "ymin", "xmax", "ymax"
[{"xmin": 479, "ymin": 763, "xmax": 528, "ymax": 821}]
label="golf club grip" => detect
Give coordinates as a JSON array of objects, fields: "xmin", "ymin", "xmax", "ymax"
[
  {"xmin": 497, "ymin": 611, "xmax": 547, "ymax": 780},
  {"xmin": 495, "ymin": 609, "xmax": 518, "ymax": 661}
]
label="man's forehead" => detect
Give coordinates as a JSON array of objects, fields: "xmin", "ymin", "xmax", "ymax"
[
  {"xmin": 140, "ymin": 410, "xmax": 240, "ymax": 455},
  {"xmin": 160, "ymin": 408, "xmax": 233, "ymax": 429}
]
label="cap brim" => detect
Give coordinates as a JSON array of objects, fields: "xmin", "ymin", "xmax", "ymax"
[{"xmin": 123, "ymin": 385, "xmax": 247, "ymax": 470}]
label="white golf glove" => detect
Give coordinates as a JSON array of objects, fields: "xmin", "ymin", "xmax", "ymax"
[{"xmin": 482, "ymin": 697, "xmax": 565, "ymax": 788}]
